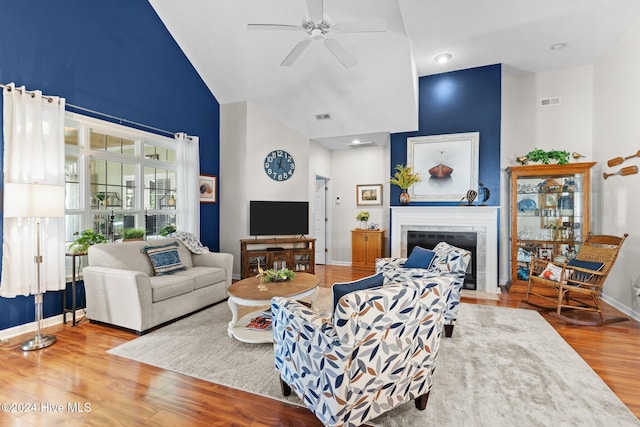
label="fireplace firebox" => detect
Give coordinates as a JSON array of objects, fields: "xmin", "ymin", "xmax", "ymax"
[{"xmin": 407, "ymin": 230, "xmax": 477, "ymax": 290}]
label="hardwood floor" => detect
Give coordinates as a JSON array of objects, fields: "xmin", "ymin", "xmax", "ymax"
[{"xmin": 1, "ymin": 265, "xmax": 638, "ymax": 425}]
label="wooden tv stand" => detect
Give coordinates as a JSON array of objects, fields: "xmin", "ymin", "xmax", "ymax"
[{"xmin": 240, "ymin": 237, "xmax": 316, "ymax": 279}]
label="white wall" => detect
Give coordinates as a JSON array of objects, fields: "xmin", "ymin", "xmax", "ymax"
[
  {"xmin": 501, "ymin": 34, "xmax": 640, "ymax": 318},
  {"xmin": 220, "ymin": 101, "xmax": 310, "ymax": 277},
  {"xmin": 330, "ymin": 145, "xmax": 390, "ymax": 264},
  {"xmin": 309, "ymin": 142, "xmax": 333, "ymax": 261},
  {"xmin": 220, "ymin": 102, "xmax": 248, "ymax": 276},
  {"xmin": 592, "ymin": 18, "xmax": 640, "ymax": 317},
  {"xmin": 500, "ymin": 65, "xmax": 594, "ymax": 286}
]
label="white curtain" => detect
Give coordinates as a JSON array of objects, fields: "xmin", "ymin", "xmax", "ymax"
[
  {"xmin": 175, "ymin": 133, "xmax": 200, "ymax": 237},
  {"xmin": 1, "ymin": 83, "xmax": 66, "ymax": 297}
]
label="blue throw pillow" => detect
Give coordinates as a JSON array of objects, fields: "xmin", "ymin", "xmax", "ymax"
[
  {"xmin": 567, "ymin": 258, "xmax": 604, "ymax": 283},
  {"xmin": 142, "ymin": 242, "xmax": 186, "ymax": 275},
  {"xmin": 403, "ymin": 246, "xmax": 436, "ymax": 269},
  {"xmin": 332, "ymin": 272, "xmax": 384, "ymax": 312}
]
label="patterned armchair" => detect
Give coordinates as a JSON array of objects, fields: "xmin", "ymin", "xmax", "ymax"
[
  {"xmin": 271, "ymin": 276, "xmax": 451, "ymax": 427},
  {"xmin": 376, "ymin": 242, "xmax": 471, "ymax": 337}
]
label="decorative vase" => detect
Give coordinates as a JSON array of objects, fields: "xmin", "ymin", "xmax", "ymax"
[
  {"xmin": 360, "ymin": 221, "xmax": 368, "ymax": 229},
  {"xmin": 399, "ymin": 190, "xmax": 410, "ymax": 205}
]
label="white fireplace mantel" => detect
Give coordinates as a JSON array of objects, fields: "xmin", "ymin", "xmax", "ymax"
[{"xmin": 391, "ymin": 206, "xmax": 499, "ymax": 294}]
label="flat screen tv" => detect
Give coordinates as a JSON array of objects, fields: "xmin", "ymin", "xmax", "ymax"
[{"xmin": 250, "ymin": 201, "xmax": 309, "ymax": 236}]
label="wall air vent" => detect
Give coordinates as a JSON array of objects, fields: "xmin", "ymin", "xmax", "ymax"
[
  {"xmin": 540, "ymin": 97, "xmax": 561, "ymax": 106},
  {"xmin": 315, "ymin": 113, "xmax": 331, "ymax": 120}
]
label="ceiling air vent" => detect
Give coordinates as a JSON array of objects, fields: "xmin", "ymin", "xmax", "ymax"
[
  {"xmin": 348, "ymin": 141, "xmax": 376, "ymax": 148},
  {"xmin": 540, "ymin": 97, "xmax": 561, "ymax": 106},
  {"xmin": 315, "ymin": 113, "xmax": 331, "ymax": 120}
]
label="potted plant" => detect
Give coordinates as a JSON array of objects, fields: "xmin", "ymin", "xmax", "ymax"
[
  {"xmin": 389, "ymin": 164, "xmax": 422, "ymax": 205},
  {"xmin": 122, "ymin": 228, "xmax": 146, "ymax": 242},
  {"xmin": 517, "ymin": 149, "xmax": 570, "ymax": 165},
  {"xmin": 159, "ymin": 224, "xmax": 177, "ymax": 236},
  {"xmin": 355, "ymin": 211, "xmax": 370, "ymax": 229},
  {"xmin": 264, "ymin": 267, "xmax": 295, "ymax": 282},
  {"xmin": 69, "ymin": 229, "xmax": 107, "ymax": 253}
]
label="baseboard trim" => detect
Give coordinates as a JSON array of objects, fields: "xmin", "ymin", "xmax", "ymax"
[
  {"xmin": 331, "ymin": 261, "xmax": 351, "ymax": 267},
  {"xmin": 0, "ymin": 309, "xmax": 85, "ymax": 340},
  {"xmin": 600, "ymin": 294, "xmax": 640, "ymax": 322}
]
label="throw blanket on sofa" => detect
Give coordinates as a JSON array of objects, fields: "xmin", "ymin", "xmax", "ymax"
[{"xmin": 170, "ymin": 231, "xmax": 209, "ymax": 254}]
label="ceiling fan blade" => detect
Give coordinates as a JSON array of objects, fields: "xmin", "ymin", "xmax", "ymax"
[
  {"xmin": 306, "ymin": 0, "xmax": 323, "ymax": 22},
  {"xmin": 247, "ymin": 24, "xmax": 300, "ymax": 31},
  {"xmin": 281, "ymin": 39, "xmax": 312, "ymax": 66},
  {"xmin": 324, "ymin": 38, "xmax": 357, "ymax": 68},
  {"xmin": 333, "ymin": 19, "xmax": 387, "ymax": 33}
]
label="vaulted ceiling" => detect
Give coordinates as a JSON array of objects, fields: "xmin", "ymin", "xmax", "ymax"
[{"xmin": 149, "ymin": 0, "xmax": 640, "ymax": 150}]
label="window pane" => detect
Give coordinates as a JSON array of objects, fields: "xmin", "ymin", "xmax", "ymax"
[
  {"xmin": 157, "ymin": 146, "xmax": 176, "ymax": 163},
  {"xmin": 65, "ymin": 214, "xmax": 82, "ymax": 245},
  {"xmin": 144, "ymin": 145, "xmax": 159, "ymax": 160},
  {"xmin": 89, "ymin": 130, "xmax": 106, "ymax": 151},
  {"xmin": 91, "ymin": 213, "xmax": 108, "ymax": 238},
  {"xmin": 144, "ymin": 144, "xmax": 176, "ymax": 163},
  {"xmin": 106, "ymin": 186, "xmax": 123, "ymax": 208},
  {"xmin": 90, "ymin": 159, "xmax": 107, "ymax": 185},
  {"xmin": 121, "ymin": 139, "xmax": 135, "ymax": 156},
  {"xmin": 144, "ymin": 167, "xmax": 155, "ymax": 209},
  {"xmin": 65, "ymin": 154, "xmax": 80, "ymax": 210},
  {"xmin": 90, "ymin": 130, "xmax": 135, "ymax": 155},
  {"xmin": 145, "ymin": 213, "xmax": 176, "ymax": 237},
  {"xmin": 65, "ymin": 126, "xmax": 79, "ymax": 147},
  {"xmin": 106, "ymin": 161, "xmax": 122, "ymax": 186}
]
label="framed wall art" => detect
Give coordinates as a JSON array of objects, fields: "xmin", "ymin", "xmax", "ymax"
[
  {"xmin": 356, "ymin": 184, "xmax": 383, "ymax": 206},
  {"xmin": 407, "ymin": 132, "xmax": 479, "ymax": 202},
  {"xmin": 199, "ymin": 174, "xmax": 217, "ymax": 203}
]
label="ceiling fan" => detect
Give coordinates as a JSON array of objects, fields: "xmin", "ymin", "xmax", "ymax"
[{"xmin": 247, "ymin": 0, "xmax": 387, "ymax": 68}]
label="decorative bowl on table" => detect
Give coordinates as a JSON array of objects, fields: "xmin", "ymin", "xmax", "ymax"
[{"xmin": 264, "ymin": 268, "xmax": 295, "ymax": 282}]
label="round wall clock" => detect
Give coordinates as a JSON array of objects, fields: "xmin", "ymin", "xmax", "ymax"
[{"xmin": 264, "ymin": 149, "xmax": 295, "ymax": 181}]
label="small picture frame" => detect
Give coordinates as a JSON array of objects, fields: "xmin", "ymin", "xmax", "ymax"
[
  {"xmin": 356, "ymin": 184, "xmax": 383, "ymax": 206},
  {"xmin": 537, "ymin": 247, "xmax": 553, "ymax": 261},
  {"xmin": 199, "ymin": 174, "xmax": 217, "ymax": 203}
]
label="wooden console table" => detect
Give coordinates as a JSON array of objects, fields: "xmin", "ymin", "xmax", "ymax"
[{"xmin": 240, "ymin": 237, "xmax": 315, "ymax": 279}]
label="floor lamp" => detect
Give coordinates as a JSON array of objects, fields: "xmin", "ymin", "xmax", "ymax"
[{"xmin": 4, "ymin": 182, "xmax": 65, "ymax": 351}]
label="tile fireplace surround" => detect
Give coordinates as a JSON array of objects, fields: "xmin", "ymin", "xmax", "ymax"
[{"xmin": 390, "ymin": 206, "xmax": 499, "ymax": 294}]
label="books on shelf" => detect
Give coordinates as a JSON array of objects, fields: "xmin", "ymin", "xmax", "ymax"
[{"xmin": 245, "ymin": 316, "xmax": 272, "ymax": 331}]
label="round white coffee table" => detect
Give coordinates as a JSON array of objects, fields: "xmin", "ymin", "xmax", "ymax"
[{"xmin": 227, "ymin": 272, "xmax": 320, "ymax": 343}]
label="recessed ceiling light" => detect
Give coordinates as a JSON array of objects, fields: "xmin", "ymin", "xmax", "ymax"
[
  {"xmin": 434, "ymin": 53, "xmax": 452, "ymax": 64},
  {"xmin": 550, "ymin": 42, "xmax": 568, "ymax": 51},
  {"xmin": 352, "ymin": 139, "xmax": 361, "ymax": 145}
]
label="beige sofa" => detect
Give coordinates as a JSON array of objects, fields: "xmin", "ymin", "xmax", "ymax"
[{"xmin": 83, "ymin": 237, "xmax": 233, "ymax": 334}]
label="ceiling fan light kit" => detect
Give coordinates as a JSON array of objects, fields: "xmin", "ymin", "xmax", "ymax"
[{"xmin": 247, "ymin": 0, "xmax": 386, "ymax": 68}]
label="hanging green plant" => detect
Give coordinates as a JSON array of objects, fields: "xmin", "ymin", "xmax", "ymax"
[{"xmin": 518, "ymin": 149, "xmax": 570, "ymax": 165}]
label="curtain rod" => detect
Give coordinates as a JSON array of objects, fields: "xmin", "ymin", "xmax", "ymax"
[{"xmin": 1, "ymin": 83, "xmax": 191, "ymax": 139}]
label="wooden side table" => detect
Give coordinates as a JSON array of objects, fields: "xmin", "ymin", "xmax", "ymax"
[{"xmin": 64, "ymin": 251, "xmax": 86, "ymax": 326}]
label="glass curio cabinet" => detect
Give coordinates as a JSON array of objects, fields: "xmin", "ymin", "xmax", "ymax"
[{"xmin": 506, "ymin": 162, "xmax": 596, "ymax": 286}]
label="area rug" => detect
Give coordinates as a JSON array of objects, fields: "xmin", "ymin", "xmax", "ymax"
[{"xmin": 108, "ymin": 298, "xmax": 639, "ymax": 426}]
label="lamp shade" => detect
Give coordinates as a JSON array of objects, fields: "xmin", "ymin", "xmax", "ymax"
[{"xmin": 3, "ymin": 183, "xmax": 65, "ymax": 218}]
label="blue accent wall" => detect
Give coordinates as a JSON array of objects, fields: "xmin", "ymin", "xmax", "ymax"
[
  {"xmin": 390, "ymin": 64, "xmax": 502, "ymax": 206},
  {"xmin": 0, "ymin": 0, "xmax": 220, "ymax": 330}
]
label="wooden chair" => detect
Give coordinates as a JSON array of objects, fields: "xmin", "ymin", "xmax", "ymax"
[{"xmin": 523, "ymin": 233, "xmax": 628, "ymax": 325}]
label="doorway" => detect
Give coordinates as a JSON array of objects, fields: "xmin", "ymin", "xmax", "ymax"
[{"xmin": 314, "ymin": 176, "xmax": 329, "ymax": 264}]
